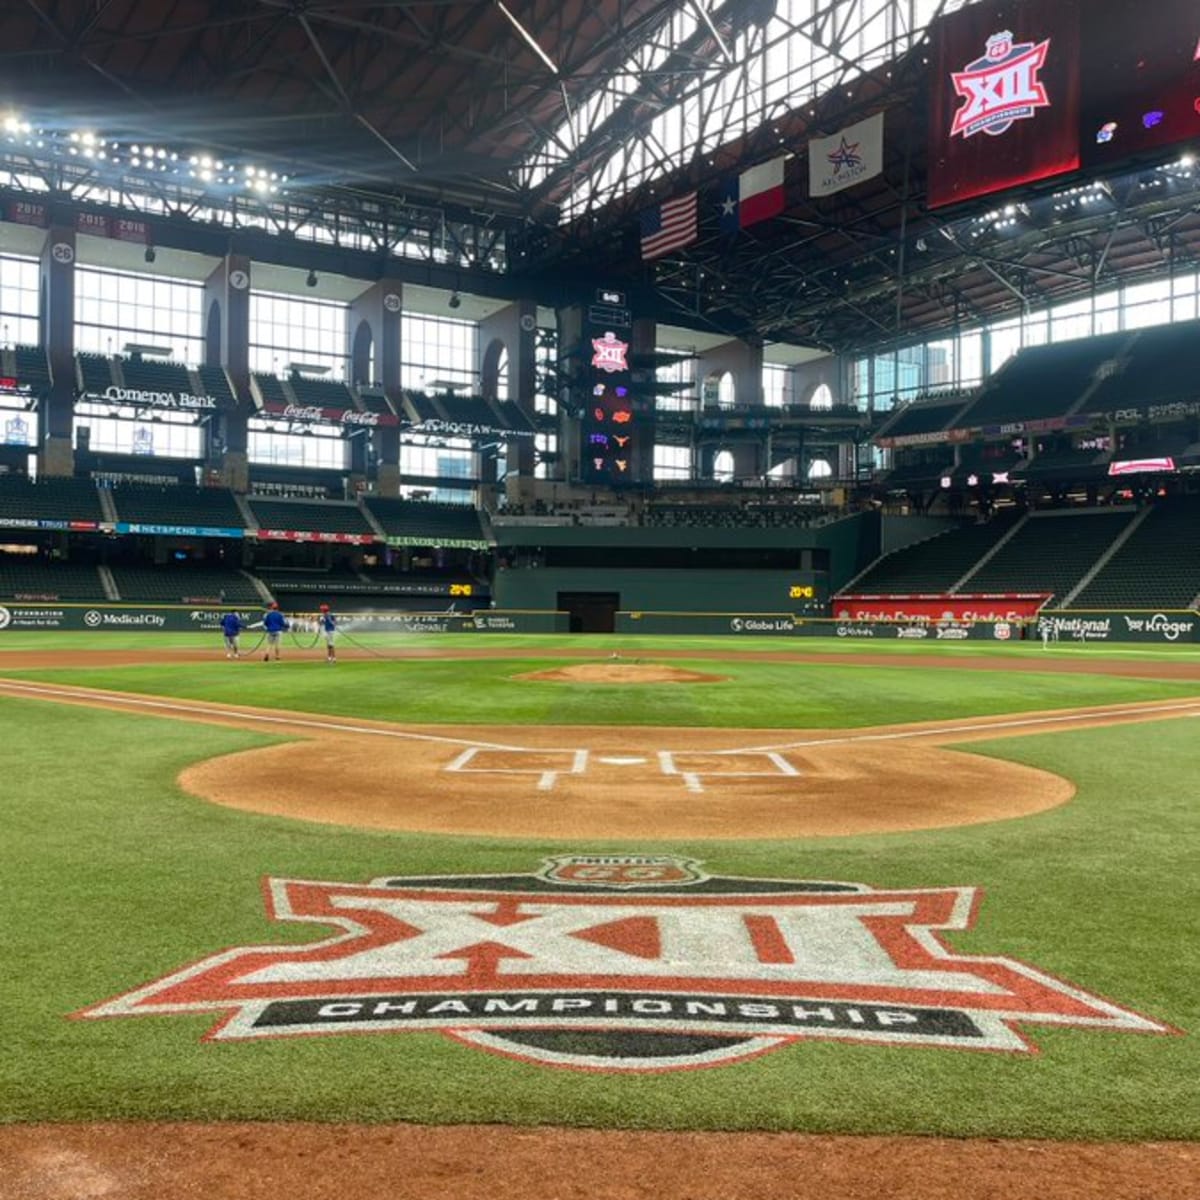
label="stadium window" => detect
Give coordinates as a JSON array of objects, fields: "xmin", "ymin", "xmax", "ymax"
[
  {"xmin": 1050, "ymin": 297, "xmax": 1093, "ymax": 343},
  {"xmin": 77, "ymin": 411, "xmax": 202, "ymax": 458},
  {"xmin": 1093, "ymin": 288, "xmax": 1121, "ymax": 335},
  {"xmin": 656, "ymin": 350, "xmax": 697, "ymax": 412},
  {"xmin": 762, "ymin": 364, "xmax": 790, "ymax": 408},
  {"xmin": 250, "ymin": 291, "xmax": 347, "ymax": 379},
  {"xmin": 1172, "ymin": 273, "xmax": 1198, "ymax": 322},
  {"xmin": 654, "ymin": 444, "xmax": 692, "ymax": 481},
  {"xmin": 807, "ymin": 457, "xmax": 834, "ymax": 481},
  {"xmin": 851, "ymin": 358, "xmax": 871, "ymax": 409},
  {"xmin": 714, "ymin": 371, "xmax": 736, "ymax": 408},
  {"xmin": 712, "ymin": 449, "xmax": 735, "ymax": 482},
  {"xmin": 75, "ymin": 265, "xmax": 204, "ymax": 364},
  {"xmin": 247, "ymin": 424, "xmax": 345, "ymax": 470},
  {"xmin": 534, "ymin": 432, "xmax": 557, "ymax": 480},
  {"xmin": 809, "ymin": 383, "xmax": 834, "ymax": 411},
  {"xmin": 534, "ymin": 328, "xmax": 558, "ymax": 416},
  {"xmin": 401, "ymin": 312, "xmax": 477, "ymax": 392},
  {"xmin": 957, "ymin": 332, "xmax": 983, "ymax": 387},
  {"xmin": 495, "ymin": 346, "xmax": 510, "ymax": 402},
  {"xmin": 1122, "ymin": 279, "xmax": 1172, "ymax": 330},
  {"xmin": 987, "ymin": 319, "xmax": 1021, "ymax": 373},
  {"xmin": 0, "ymin": 254, "xmax": 40, "ymax": 346},
  {"xmin": 1021, "ymin": 310, "xmax": 1049, "ymax": 349}
]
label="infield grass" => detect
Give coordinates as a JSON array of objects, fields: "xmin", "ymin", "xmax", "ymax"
[{"xmin": 1, "ymin": 670, "xmax": 1197, "ymax": 1139}]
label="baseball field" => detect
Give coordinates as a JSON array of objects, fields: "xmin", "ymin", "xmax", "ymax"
[{"xmin": 1, "ymin": 629, "xmax": 1198, "ymax": 1198}]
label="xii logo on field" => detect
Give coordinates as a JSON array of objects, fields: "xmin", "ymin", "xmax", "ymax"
[{"xmin": 79, "ymin": 857, "xmax": 1170, "ymax": 1072}]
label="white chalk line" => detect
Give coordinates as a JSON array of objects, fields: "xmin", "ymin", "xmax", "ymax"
[
  {"xmin": 2, "ymin": 678, "xmax": 1198, "ymax": 769},
  {"xmin": 0, "ymin": 679, "xmax": 529, "ymax": 752},
  {"xmin": 728, "ymin": 700, "xmax": 1200, "ymax": 754}
]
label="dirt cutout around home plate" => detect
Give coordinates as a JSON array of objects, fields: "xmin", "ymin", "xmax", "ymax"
[
  {"xmin": 516, "ymin": 661, "xmax": 728, "ymax": 684},
  {"xmin": 4, "ymin": 677, "xmax": 1200, "ymax": 840}
]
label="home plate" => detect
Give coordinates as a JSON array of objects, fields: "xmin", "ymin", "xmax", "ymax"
[{"xmin": 598, "ymin": 756, "xmax": 648, "ymax": 765}]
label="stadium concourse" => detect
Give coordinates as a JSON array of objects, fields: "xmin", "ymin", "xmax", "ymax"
[{"xmin": 2, "ymin": 0, "xmax": 1200, "ymax": 1196}]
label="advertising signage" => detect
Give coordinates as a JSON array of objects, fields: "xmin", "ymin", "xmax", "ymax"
[
  {"xmin": 259, "ymin": 401, "xmax": 398, "ymax": 429},
  {"xmin": 929, "ymin": 0, "xmax": 1082, "ymax": 209},
  {"xmin": 94, "ymin": 385, "xmax": 219, "ymax": 412}
]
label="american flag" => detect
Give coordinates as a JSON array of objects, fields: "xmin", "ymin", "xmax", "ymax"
[{"xmin": 639, "ymin": 191, "xmax": 698, "ymax": 260}]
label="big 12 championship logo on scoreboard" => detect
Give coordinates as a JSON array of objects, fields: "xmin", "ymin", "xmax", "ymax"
[
  {"xmin": 580, "ymin": 292, "xmax": 641, "ymax": 486},
  {"xmin": 949, "ymin": 29, "xmax": 1051, "ymax": 140},
  {"xmin": 929, "ymin": 0, "xmax": 1081, "ymax": 208}
]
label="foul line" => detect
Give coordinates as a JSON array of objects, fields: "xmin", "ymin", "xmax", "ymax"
[
  {"xmin": 726, "ymin": 700, "xmax": 1200, "ymax": 754},
  {"xmin": 0, "ymin": 679, "xmax": 529, "ymax": 752},
  {"xmin": 2, "ymin": 678, "xmax": 1199, "ymax": 763}
]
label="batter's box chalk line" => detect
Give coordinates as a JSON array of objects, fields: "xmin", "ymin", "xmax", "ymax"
[{"xmin": 443, "ymin": 745, "xmax": 802, "ymax": 794}]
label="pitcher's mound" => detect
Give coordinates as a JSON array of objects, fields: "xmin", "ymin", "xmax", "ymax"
[{"xmin": 517, "ymin": 662, "xmax": 727, "ymax": 684}]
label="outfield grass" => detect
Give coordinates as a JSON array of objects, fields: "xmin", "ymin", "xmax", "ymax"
[
  {"xmin": 1, "ymin": 686, "xmax": 1196, "ymax": 1139},
  {"xmin": 8, "ymin": 650, "xmax": 1200, "ymax": 729}
]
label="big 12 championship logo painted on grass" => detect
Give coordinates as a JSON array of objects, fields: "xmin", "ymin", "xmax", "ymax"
[{"xmin": 78, "ymin": 856, "xmax": 1170, "ymax": 1072}]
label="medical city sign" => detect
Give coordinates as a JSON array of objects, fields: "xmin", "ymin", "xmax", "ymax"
[
  {"xmin": 950, "ymin": 30, "xmax": 1052, "ymax": 139},
  {"xmin": 77, "ymin": 857, "xmax": 1169, "ymax": 1072}
]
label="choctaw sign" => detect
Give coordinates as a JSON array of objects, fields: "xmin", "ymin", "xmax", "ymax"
[{"xmin": 80, "ymin": 855, "xmax": 1167, "ymax": 1072}]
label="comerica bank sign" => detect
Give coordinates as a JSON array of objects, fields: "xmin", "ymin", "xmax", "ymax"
[{"xmin": 97, "ymin": 385, "xmax": 219, "ymax": 411}]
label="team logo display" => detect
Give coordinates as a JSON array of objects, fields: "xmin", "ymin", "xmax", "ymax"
[
  {"xmin": 79, "ymin": 857, "xmax": 1168, "ymax": 1071},
  {"xmin": 590, "ymin": 331, "xmax": 629, "ymax": 374},
  {"xmin": 950, "ymin": 30, "xmax": 1051, "ymax": 139}
]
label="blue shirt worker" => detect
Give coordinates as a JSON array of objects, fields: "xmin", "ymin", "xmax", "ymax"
[
  {"xmin": 262, "ymin": 602, "xmax": 289, "ymax": 661},
  {"xmin": 220, "ymin": 610, "xmax": 244, "ymax": 659},
  {"xmin": 319, "ymin": 604, "xmax": 337, "ymax": 663}
]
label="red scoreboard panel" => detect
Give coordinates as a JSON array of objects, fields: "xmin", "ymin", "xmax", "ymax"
[
  {"xmin": 1081, "ymin": 0, "xmax": 1200, "ymax": 168},
  {"xmin": 928, "ymin": 0, "xmax": 1082, "ymax": 209}
]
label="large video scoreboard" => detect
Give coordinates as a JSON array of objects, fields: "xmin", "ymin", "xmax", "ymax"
[
  {"xmin": 929, "ymin": 0, "xmax": 1200, "ymax": 208},
  {"xmin": 578, "ymin": 289, "xmax": 649, "ymax": 487}
]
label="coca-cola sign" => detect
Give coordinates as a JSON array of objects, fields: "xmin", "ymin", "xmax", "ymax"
[{"xmin": 261, "ymin": 401, "xmax": 395, "ymax": 428}]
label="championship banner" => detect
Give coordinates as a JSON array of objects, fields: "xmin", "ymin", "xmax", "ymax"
[
  {"xmin": 834, "ymin": 593, "xmax": 1051, "ymax": 623},
  {"xmin": 928, "ymin": 0, "xmax": 1081, "ymax": 209},
  {"xmin": 809, "ymin": 114, "xmax": 884, "ymax": 198}
]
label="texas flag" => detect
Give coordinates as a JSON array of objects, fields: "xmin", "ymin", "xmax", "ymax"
[{"xmin": 718, "ymin": 156, "xmax": 787, "ymax": 233}]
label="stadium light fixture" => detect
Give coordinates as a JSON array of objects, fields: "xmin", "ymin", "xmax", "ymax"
[
  {"xmin": 287, "ymin": 362, "xmax": 331, "ymax": 376},
  {"xmin": 123, "ymin": 343, "xmax": 174, "ymax": 358}
]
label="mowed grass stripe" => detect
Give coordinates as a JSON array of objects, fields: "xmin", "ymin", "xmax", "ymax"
[{"xmin": 1, "ymin": 694, "xmax": 1197, "ymax": 1138}]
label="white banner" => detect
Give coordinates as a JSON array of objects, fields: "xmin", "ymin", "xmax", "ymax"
[{"xmin": 809, "ymin": 113, "xmax": 884, "ymax": 198}]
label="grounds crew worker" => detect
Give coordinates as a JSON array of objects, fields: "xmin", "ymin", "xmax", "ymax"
[
  {"xmin": 319, "ymin": 604, "xmax": 337, "ymax": 664},
  {"xmin": 261, "ymin": 601, "xmax": 289, "ymax": 662}
]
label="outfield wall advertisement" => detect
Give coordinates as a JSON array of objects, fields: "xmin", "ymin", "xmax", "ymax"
[
  {"xmin": 834, "ymin": 594, "xmax": 1051, "ymax": 623},
  {"xmin": 0, "ymin": 604, "xmax": 568, "ymax": 635},
  {"xmin": 0, "ymin": 604, "xmax": 1193, "ymax": 642}
]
